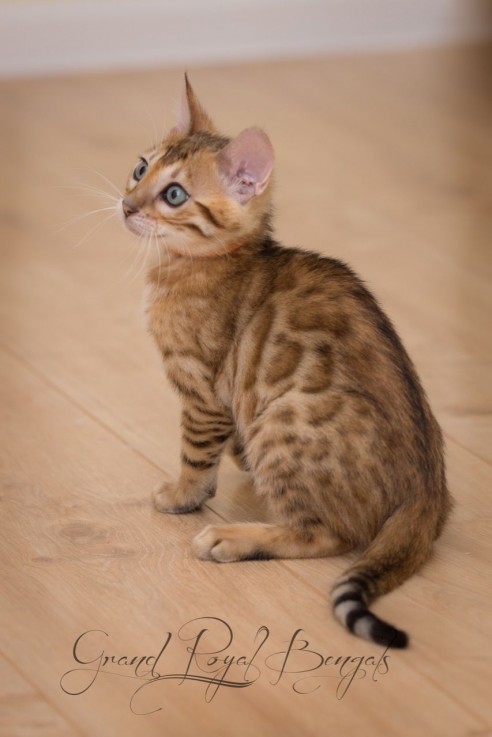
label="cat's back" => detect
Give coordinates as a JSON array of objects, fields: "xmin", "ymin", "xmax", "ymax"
[
  {"xmin": 248, "ymin": 243, "xmax": 401, "ymax": 361},
  {"xmin": 238, "ymin": 243, "xmax": 442, "ymax": 457}
]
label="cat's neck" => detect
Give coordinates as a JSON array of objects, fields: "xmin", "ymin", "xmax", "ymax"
[
  {"xmin": 146, "ymin": 244, "xmax": 244, "ymax": 293},
  {"xmin": 145, "ymin": 228, "xmax": 274, "ymax": 295}
]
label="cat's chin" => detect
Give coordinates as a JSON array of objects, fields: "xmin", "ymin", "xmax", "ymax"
[{"xmin": 123, "ymin": 216, "xmax": 156, "ymax": 238}]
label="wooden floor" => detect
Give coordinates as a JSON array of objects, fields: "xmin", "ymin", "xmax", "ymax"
[{"xmin": 1, "ymin": 45, "xmax": 491, "ymax": 737}]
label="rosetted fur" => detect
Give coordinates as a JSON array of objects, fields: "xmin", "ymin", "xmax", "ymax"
[{"xmin": 120, "ymin": 77, "xmax": 452, "ymax": 649}]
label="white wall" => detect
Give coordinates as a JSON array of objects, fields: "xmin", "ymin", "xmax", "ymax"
[{"xmin": 1, "ymin": 0, "xmax": 492, "ymax": 77}]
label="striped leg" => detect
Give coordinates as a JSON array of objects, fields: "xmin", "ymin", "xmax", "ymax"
[{"xmin": 153, "ymin": 402, "xmax": 234, "ymax": 514}]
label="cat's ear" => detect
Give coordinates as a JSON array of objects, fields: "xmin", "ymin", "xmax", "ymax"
[
  {"xmin": 217, "ymin": 127, "xmax": 274, "ymax": 204},
  {"xmin": 173, "ymin": 74, "xmax": 215, "ymax": 135}
]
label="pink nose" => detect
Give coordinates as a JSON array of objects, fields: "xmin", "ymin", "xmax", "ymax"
[{"xmin": 122, "ymin": 198, "xmax": 138, "ymax": 217}]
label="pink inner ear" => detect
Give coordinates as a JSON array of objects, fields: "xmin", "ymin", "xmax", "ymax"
[{"xmin": 218, "ymin": 127, "xmax": 274, "ymax": 203}]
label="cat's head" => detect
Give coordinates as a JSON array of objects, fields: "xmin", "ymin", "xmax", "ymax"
[{"xmin": 120, "ymin": 76, "xmax": 274, "ymax": 258}]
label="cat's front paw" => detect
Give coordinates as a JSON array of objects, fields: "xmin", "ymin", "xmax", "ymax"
[
  {"xmin": 192, "ymin": 524, "xmax": 265, "ymax": 562},
  {"xmin": 152, "ymin": 481, "xmax": 206, "ymax": 514}
]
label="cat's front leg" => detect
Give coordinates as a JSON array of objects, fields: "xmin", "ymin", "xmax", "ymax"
[{"xmin": 153, "ymin": 402, "xmax": 234, "ymax": 514}]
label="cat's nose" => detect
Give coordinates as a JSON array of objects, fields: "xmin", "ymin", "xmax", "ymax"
[{"xmin": 122, "ymin": 198, "xmax": 138, "ymax": 217}]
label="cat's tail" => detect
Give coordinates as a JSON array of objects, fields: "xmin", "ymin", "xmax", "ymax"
[{"xmin": 330, "ymin": 503, "xmax": 444, "ymax": 649}]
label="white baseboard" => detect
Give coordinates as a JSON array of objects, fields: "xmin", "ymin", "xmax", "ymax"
[{"xmin": 1, "ymin": 0, "xmax": 492, "ymax": 77}]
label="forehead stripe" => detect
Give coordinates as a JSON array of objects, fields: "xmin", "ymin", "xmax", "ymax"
[{"xmin": 160, "ymin": 132, "xmax": 230, "ymax": 165}]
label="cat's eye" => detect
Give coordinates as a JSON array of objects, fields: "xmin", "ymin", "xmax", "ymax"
[
  {"xmin": 133, "ymin": 159, "xmax": 148, "ymax": 181},
  {"xmin": 162, "ymin": 183, "xmax": 189, "ymax": 207}
]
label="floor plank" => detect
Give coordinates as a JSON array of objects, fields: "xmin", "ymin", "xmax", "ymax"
[{"xmin": 0, "ymin": 655, "xmax": 83, "ymax": 737}]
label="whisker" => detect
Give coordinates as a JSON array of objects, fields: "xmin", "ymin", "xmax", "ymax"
[
  {"xmin": 88, "ymin": 169, "xmax": 123, "ymax": 198},
  {"xmin": 53, "ymin": 205, "xmax": 117, "ymax": 235},
  {"xmin": 161, "ymin": 235, "xmax": 171, "ymax": 290},
  {"xmin": 153, "ymin": 230, "xmax": 162, "ymax": 285},
  {"xmin": 125, "ymin": 232, "xmax": 147, "ymax": 281},
  {"xmin": 54, "ymin": 183, "xmax": 120, "ymax": 203},
  {"xmin": 133, "ymin": 232, "xmax": 152, "ymax": 284},
  {"xmin": 157, "ymin": 234, "xmax": 173, "ymax": 292},
  {"xmin": 75, "ymin": 190, "xmax": 119, "ymax": 204},
  {"xmin": 127, "ymin": 237, "xmax": 145, "ymax": 283},
  {"xmin": 70, "ymin": 211, "xmax": 117, "ymax": 250}
]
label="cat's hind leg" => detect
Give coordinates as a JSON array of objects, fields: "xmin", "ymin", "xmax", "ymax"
[
  {"xmin": 193, "ymin": 408, "xmax": 354, "ymax": 561},
  {"xmin": 192, "ymin": 522, "xmax": 349, "ymax": 562}
]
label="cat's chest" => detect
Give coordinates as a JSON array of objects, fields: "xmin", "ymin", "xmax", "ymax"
[
  {"xmin": 147, "ymin": 293, "xmax": 201, "ymax": 353},
  {"xmin": 145, "ymin": 289, "xmax": 229, "ymax": 368}
]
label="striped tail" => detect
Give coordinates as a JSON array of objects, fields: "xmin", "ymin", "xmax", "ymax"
[
  {"xmin": 331, "ymin": 575, "xmax": 408, "ymax": 648},
  {"xmin": 330, "ymin": 504, "xmax": 445, "ymax": 649}
]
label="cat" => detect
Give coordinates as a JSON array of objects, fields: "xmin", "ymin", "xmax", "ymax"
[{"xmin": 120, "ymin": 75, "xmax": 452, "ymax": 648}]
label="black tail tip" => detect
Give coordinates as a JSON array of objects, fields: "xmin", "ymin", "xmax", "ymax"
[{"xmin": 371, "ymin": 619, "xmax": 409, "ymax": 649}]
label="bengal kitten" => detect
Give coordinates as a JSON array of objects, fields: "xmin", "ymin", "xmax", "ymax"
[{"xmin": 120, "ymin": 76, "xmax": 451, "ymax": 648}]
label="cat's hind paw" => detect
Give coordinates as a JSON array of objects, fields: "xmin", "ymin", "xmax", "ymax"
[{"xmin": 192, "ymin": 524, "xmax": 272, "ymax": 562}]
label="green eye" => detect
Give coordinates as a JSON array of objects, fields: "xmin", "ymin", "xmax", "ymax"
[
  {"xmin": 133, "ymin": 159, "xmax": 148, "ymax": 181},
  {"xmin": 162, "ymin": 183, "xmax": 189, "ymax": 207}
]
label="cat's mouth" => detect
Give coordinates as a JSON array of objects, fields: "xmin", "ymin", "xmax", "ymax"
[
  {"xmin": 119, "ymin": 200, "xmax": 157, "ymax": 237},
  {"xmin": 124, "ymin": 216, "xmax": 153, "ymax": 237}
]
